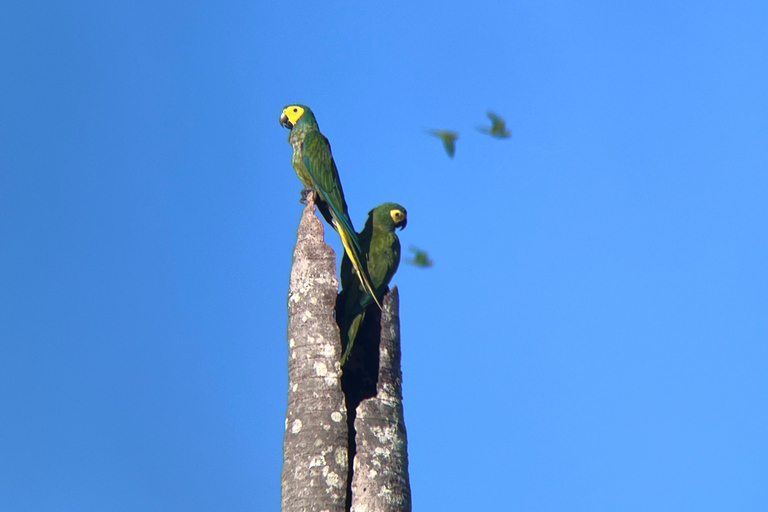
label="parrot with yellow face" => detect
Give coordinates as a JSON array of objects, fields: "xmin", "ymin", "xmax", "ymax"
[
  {"xmin": 280, "ymin": 104, "xmax": 381, "ymax": 308},
  {"xmin": 336, "ymin": 202, "xmax": 407, "ymax": 365}
]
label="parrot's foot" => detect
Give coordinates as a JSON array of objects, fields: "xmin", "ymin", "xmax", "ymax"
[
  {"xmin": 299, "ymin": 187, "xmax": 315, "ymax": 205},
  {"xmin": 300, "ymin": 188, "xmax": 316, "ymax": 209}
]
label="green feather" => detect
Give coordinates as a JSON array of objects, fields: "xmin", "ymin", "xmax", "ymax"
[
  {"xmin": 426, "ymin": 129, "xmax": 458, "ymax": 157},
  {"xmin": 281, "ymin": 104, "xmax": 380, "ymax": 308},
  {"xmin": 477, "ymin": 110, "xmax": 511, "ymax": 138},
  {"xmin": 337, "ymin": 202, "xmax": 407, "ymax": 365},
  {"xmin": 405, "ymin": 246, "xmax": 433, "ymax": 268}
]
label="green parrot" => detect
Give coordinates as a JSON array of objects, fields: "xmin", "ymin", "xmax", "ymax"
[
  {"xmin": 337, "ymin": 202, "xmax": 407, "ymax": 365},
  {"xmin": 405, "ymin": 246, "xmax": 433, "ymax": 268},
  {"xmin": 280, "ymin": 104, "xmax": 381, "ymax": 309},
  {"xmin": 425, "ymin": 129, "xmax": 458, "ymax": 158},
  {"xmin": 477, "ymin": 110, "xmax": 511, "ymax": 138}
]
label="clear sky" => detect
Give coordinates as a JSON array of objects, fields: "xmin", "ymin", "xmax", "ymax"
[{"xmin": 2, "ymin": 1, "xmax": 767, "ymax": 510}]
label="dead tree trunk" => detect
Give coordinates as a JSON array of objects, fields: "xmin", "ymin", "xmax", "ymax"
[
  {"xmin": 282, "ymin": 199, "xmax": 348, "ymax": 512},
  {"xmin": 282, "ymin": 199, "xmax": 411, "ymax": 512},
  {"xmin": 349, "ymin": 287, "xmax": 411, "ymax": 512}
]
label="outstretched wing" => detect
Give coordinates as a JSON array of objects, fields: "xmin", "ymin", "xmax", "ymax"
[{"xmin": 487, "ymin": 110, "xmax": 504, "ymax": 129}]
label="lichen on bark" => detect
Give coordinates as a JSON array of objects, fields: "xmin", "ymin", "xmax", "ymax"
[
  {"xmin": 349, "ymin": 289, "xmax": 411, "ymax": 512},
  {"xmin": 282, "ymin": 199, "xmax": 348, "ymax": 512},
  {"xmin": 282, "ymin": 198, "xmax": 411, "ymax": 512}
]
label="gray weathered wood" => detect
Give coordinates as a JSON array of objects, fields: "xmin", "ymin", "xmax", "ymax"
[
  {"xmin": 350, "ymin": 288, "xmax": 412, "ymax": 512},
  {"xmin": 282, "ymin": 198, "xmax": 348, "ymax": 512}
]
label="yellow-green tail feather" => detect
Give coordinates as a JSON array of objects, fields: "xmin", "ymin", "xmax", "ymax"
[
  {"xmin": 340, "ymin": 310, "xmax": 365, "ymax": 366},
  {"xmin": 337, "ymin": 227, "xmax": 382, "ymax": 310}
]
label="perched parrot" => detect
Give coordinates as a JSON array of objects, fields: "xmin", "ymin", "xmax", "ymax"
[
  {"xmin": 477, "ymin": 110, "xmax": 511, "ymax": 138},
  {"xmin": 425, "ymin": 129, "xmax": 458, "ymax": 158},
  {"xmin": 280, "ymin": 104, "xmax": 381, "ymax": 308},
  {"xmin": 337, "ymin": 202, "xmax": 407, "ymax": 365},
  {"xmin": 405, "ymin": 246, "xmax": 433, "ymax": 268}
]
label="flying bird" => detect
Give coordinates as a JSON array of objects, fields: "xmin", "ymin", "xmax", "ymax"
[
  {"xmin": 425, "ymin": 129, "xmax": 458, "ymax": 157},
  {"xmin": 405, "ymin": 246, "xmax": 433, "ymax": 268},
  {"xmin": 337, "ymin": 203, "xmax": 407, "ymax": 365},
  {"xmin": 477, "ymin": 110, "xmax": 511, "ymax": 138},
  {"xmin": 280, "ymin": 104, "xmax": 381, "ymax": 309}
]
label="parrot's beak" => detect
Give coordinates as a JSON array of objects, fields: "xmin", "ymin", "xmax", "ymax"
[
  {"xmin": 398, "ymin": 219, "xmax": 407, "ymax": 230},
  {"xmin": 279, "ymin": 112, "xmax": 293, "ymax": 129}
]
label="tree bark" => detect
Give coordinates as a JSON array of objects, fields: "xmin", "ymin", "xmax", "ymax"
[
  {"xmin": 282, "ymin": 199, "xmax": 348, "ymax": 512},
  {"xmin": 281, "ymin": 199, "xmax": 411, "ymax": 512},
  {"xmin": 349, "ymin": 288, "xmax": 411, "ymax": 512}
]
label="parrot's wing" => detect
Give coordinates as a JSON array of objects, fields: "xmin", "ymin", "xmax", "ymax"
[
  {"xmin": 443, "ymin": 137, "xmax": 455, "ymax": 157},
  {"xmin": 487, "ymin": 110, "xmax": 505, "ymax": 129},
  {"xmin": 302, "ymin": 131, "xmax": 381, "ymax": 309},
  {"xmin": 301, "ymin": 132, "xmax": 354, "ymax": 242}
]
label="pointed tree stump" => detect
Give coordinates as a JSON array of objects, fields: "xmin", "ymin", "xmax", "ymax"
[
  {"xmin": 282, "ymin": 199, "xmax": 411, "ymax": 512},
  {"xmin": 349, "ymin": 288, "xmax": 411, "ymax": 512},
  {"xmin": 282, "ymin": 199, "xmax": 348, "ymax": 512}
]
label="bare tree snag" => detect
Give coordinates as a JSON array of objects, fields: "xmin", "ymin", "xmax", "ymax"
[
  {"xmin": 349, "ymin": 288, "xmax": 412, "ymax": 512},
  {"xmin": 282, "ymin": 197, "xmax": 411, "ymax": 512},
  {"xmin": 282, "ymin": 198, "xmax": 348, "ymax": 512}
]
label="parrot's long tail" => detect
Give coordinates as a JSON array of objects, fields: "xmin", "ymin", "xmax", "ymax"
[
  {"xmin": 340, "ymin": 310, "xmax": 366, "ymax": 366},
  {"xmin": 337, "ymin": 227, "xmax": 382, "ymax": 310}
]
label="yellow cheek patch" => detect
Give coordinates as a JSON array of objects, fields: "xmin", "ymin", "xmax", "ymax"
[
  {"xmin": 283, "ymin": 106, "xmax": 305, "ymax": 125},
  {"xmin": 390, "ymin": 209, "xmax": 405, "ymax": 223}
]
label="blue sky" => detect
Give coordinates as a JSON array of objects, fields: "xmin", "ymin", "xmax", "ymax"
[{"xmin": 2, "ymin": 1, "xmax": 767, "ymax": 510}]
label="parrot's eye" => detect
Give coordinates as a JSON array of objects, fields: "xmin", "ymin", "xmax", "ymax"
[
  {"xmin": 283, "ymin": 106, "xmax": 305, "ymax": 125},
  {"xmin": 390, "ymin": 209, "xmax": 405, "ymax": 222}
]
